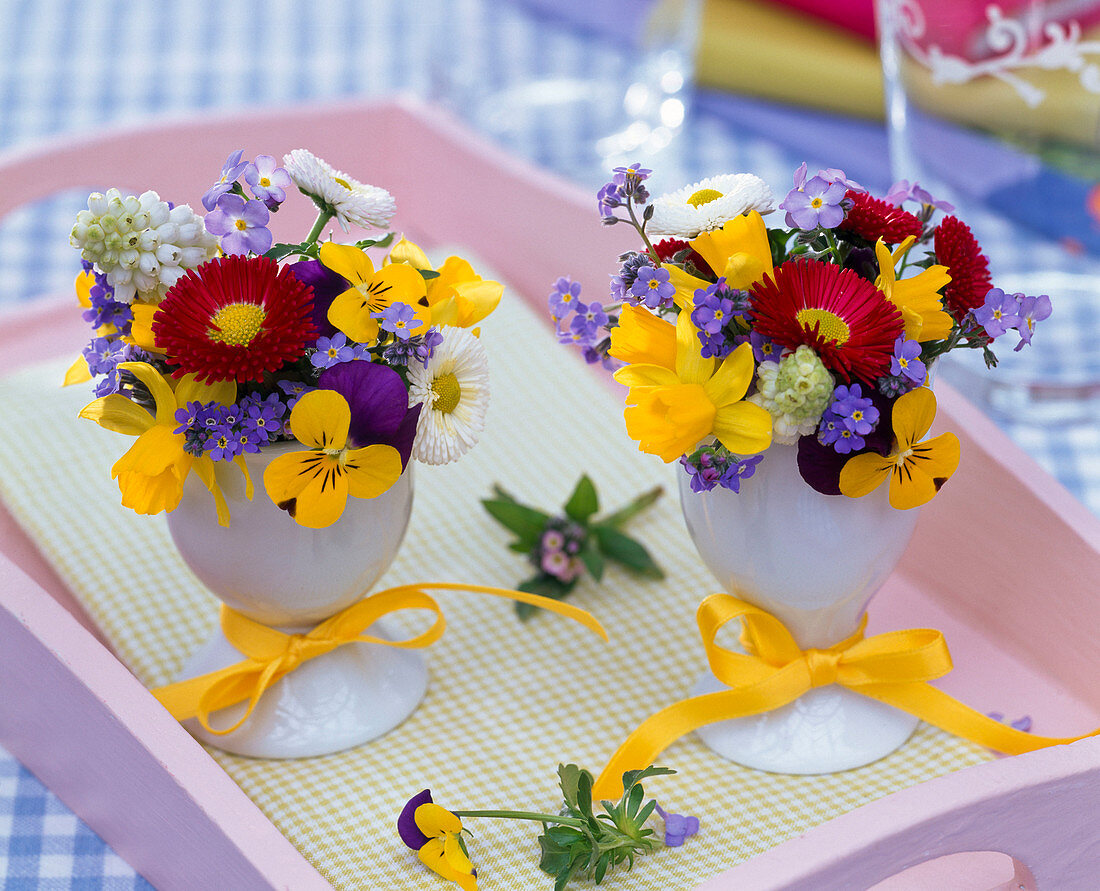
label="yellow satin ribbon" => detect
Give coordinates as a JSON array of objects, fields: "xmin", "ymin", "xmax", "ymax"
[
  {"xmin": 592, "ymin": 593, "xmax": 1100, "ymax": 800},
  {"xmin": 153, "ymin": 582, "xmax": 607, "ymax": 735}
]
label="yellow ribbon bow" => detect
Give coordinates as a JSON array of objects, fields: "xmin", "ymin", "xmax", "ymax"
[
  {"xmin": 153, "ymin": 582, "xmax": 607, "ymax": 735},
  {"xmin": 591, "ymin": 593, "xmax": 1100, "ymax": 800}
]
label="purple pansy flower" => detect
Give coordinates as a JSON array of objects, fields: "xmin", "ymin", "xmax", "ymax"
[
  {"xmin": 1013, "ymin": 293, "xmax": 1052, "ymax": 351},
  {"xmin": 630, "ymin": 265, "xmax": 675, "ymax": 310},
  {"xmin": 243, "ymin": 154, "xmax": 292, "ymax": 210},
  {"xmin": 311, "ymin": 333, "xmax": 356, "ymax": 369},
  {"xmin": 202, "ymin": 149, "xmax": 247, "ymax": 211},
  {"xmin": 318, "ymin": 361, "xmax": 422, "ymax": 467},
  {"xmin": 397, "ymin": 789, "xmax": 433, "ymax": 850},
  {"xmin": 780, "ymin": 175, "xmax": 848, "ymax": 230},
  {"xmin": 287, "ymin": 259, "xmax": 344, "ymax": 339},
  {"xmin": 890, "ymin": 336, "xmax": 926, "ymax": 386},
  {"xmin": 375, "ymin": 301, "xmax": 423, "ymax": 341},
  {"xmin": 205, "ymin": 194, "xmax": 273, "ymax": 256},
  {"xmin": 972, "ymin": 288, "xmax": 1022, "ymax": 339},
  {"xmin": 654, "ymin": 804, "xmax": 699, "ymax": 847}
]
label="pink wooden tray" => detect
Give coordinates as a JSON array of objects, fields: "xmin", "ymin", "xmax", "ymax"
[{"xmin": 2, "ymin": 97, "xmax": 1099, "ymax": 890}]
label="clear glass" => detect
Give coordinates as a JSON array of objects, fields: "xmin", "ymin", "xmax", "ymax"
[
  {"xmin": 877, "ymin": 0, "xmax": 1100, "ymax": 422},
  {"xmin": 427, "ymin": 0, "xmax": 703, "ymax": 187}
]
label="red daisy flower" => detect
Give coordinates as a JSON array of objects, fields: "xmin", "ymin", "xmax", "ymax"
[
  {"xmin": 934, "ymin": 214, "xmax": 992, "ymax": 318},
  {"xmin": 152, "ymin": 255, "xmax": 317, "ymax": 383},
  {"xmin": 839, "ymin": 190, "xmax": 923, "ymax": 244},
  {"xmin": 653, "ymin": 237, "xmax": 711, "ymax": 275},
  {"xmin": 749, "ymin": 258, "xmax": 904, "ymax": 384}
]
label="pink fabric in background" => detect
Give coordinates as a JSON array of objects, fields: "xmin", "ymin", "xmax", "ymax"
[{"xmin": 767, "ymin": 0, "xmax": 876, "ymax": 42}]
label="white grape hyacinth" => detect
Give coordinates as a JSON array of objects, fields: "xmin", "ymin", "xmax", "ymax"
[
  {"xmin": 70, "ymin": 189, "xmax": 218, "ymax": 303},
  {"xmin": 282, "ymin": 149, "xmax": 396, "ymax": 233},
  {"xmin": 407, "ymin": 326, "xmax": 490, "ymax": 466}
]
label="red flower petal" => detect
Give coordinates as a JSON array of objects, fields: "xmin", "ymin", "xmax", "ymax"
[
  {"xmin": 749, "ymin": 258, "xmax": 904, "ymax": 384},
  {"xmin": 839, "ymin": 190, "xmax": 923, "ymax": 244},
  {"xmin": 934, "ymin": 215, "xmax": 993, "ymax": 318},
  {"xmin": 152, "ymin": 255, "xmax": 317, "ymax": 383}
]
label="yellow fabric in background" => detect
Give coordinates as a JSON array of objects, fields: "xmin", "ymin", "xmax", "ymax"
[
  {"xmin": 697, "ymin": 0, "xmax": 885, "ymax": 118},
  {"xmin": 0, "ymin": 261, "xmax": 989, "ymax": 889}
]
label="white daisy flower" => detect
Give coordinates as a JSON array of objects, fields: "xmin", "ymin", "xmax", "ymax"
[
  {"xmin": 407, "ymin": 327, "xmax": 490, "ymax": 465},
  {"xmin": 648, "ymin": 173, "xmax": 776, "ymax": 240},
  {"xmin": 282, "ymin": 149, "xmax": 396, "ymax": 233}
]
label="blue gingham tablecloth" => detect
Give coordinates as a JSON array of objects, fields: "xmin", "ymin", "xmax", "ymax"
[{"xmin": 3, "ymin": 0, "xmax": 1100, "ymax": 886}]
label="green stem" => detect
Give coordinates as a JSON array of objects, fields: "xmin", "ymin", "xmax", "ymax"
[
  {"xmin": 627, "ymin": 199, "xmax": 661, "ymax": 265},
  {"xmin": 451, "ymin": 810, "xmax": 589, "ymax": 828},
  {"xmin": 305, "ymin": 209, "xmax": 334, "ymax": 247}
]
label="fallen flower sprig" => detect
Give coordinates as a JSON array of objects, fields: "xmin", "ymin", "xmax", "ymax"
[
  {"xmin": 397, "ymin": 764, "xmax": 690, "ymax": 891},
  {"xmin": 481, "ymin": 476, "xmax": 664, "ymax": 620}
]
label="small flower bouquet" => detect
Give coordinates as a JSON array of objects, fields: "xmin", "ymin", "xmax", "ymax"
[
  {"xmin": 69, "ymin": 149, "xmax": 501, "ymax": 527},
  {"xmin": 554, "ymin": 164, "xmax": 1051, "ymax": 508}
]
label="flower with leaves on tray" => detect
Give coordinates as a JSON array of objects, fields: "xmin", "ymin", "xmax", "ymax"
[
  {"xmin": 554, "ymin": 164, "xmax": 1051, "ymax": 509},
  {"xmin": 67, "ymin": 148, "xmax": 502, "ymax": 527}
]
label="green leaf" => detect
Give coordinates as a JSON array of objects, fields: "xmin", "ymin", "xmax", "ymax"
[
  {"xmin": 557, "ymin": 763, "xmax": 583, "ymax": 811},
  {"xmin": 563, "ymin": 475, "xmax": 599, "ymax": 523},
  {"xmin": 598, "ymin": 485, "xmax": 663, "ymax": 528},
  {"xmin": 635, "ymin": 799, "xmax": 656, "ymax": 826},
  {"xmin": 418, "ymin": 268, "xmax": 441, "ymax": 280},
  {"xmin": 579, "ymin": 537, "xmax": 605, "ymax": 581},
  {"xmin": 514, "ymin": 575, "xmax": 574, "ymax": 621},
  {"xmin": 594, "ymin": 852, "xmax": 611, "ymax": 884},
  {"xmin": 576, "ymin": 766, "xmax": 594, "ymax": 818},
  {"xmin": 592, "ymin": 526, "xmax": 663, "ymax": 578},
  {"xmin": 507, "ymin": 541, "xmax": 531, "ymax": 554},
  {"xmin": 353, "ymin": 231, "xmax": 394, "ymax": 250},
  {"xmin": 625, "ymin": 782, "xmax": 644, "ymax": 819},
  {"xmin": 481, "ymin": 498, "xmax": 550, "ymax": 545}
]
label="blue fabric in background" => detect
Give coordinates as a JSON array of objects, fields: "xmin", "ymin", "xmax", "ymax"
[{"xmin": 2, "ymin": 0, "xmax": 1100, "ymax": 886}]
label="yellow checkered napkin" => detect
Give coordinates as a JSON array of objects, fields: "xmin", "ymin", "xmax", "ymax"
[{"xmin": 0, "ymin": 284, "xmax": 990, "ymax": 889}]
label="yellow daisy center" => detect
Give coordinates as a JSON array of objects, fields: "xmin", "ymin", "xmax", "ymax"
[
  {"xmin": 209, "ymin": 302, "xmax": 266, "ymax": 346},
  {"xmin": 796, "ymin": 308, "xmax": 850, "ymax": 345},
  {"xmin": 431, "ymin": 372, "xmax": 461, "ymax": 414},
  {"xmin": 687, "ymin": 188, "xmax": 724, "ymax": 208},
  {"xmin": 334, "ymin": 176, "xmax": 353, "ymax": 191}
]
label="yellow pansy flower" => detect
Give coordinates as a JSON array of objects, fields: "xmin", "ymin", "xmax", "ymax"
[
  {"xmin": 875, "ymin": 237, "xmax": 953, "ymax": 342},
  {"xmin": 412, "ymin": 802, "xmax": 477, "ymax": 891},
  {"xmin": 613, "ymin": 310, "xmax": 772, "ymax": 462},
  {"xmin": 79, "ymin": 362, "xmax": 246, "ymax": 525},
  {"xmin": 688, "ymin": 211, "xmax": 774, "ymax": 290},
  {"xmin": 263, "ymin": 389, "xmax": 402, "ymax": 529},
  {"xmin": 319, "ymin": 241, "xmax": 429, "ymax": 345},
  {"xmin": 839, "ymin": 386, "xmax": 960, "ymax": 509}
]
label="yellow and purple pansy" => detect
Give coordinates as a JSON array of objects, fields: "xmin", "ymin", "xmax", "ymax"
[{"xmin": 398, "ymin": 789, "xmax": 477, "ymax": 891}]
